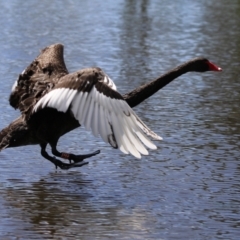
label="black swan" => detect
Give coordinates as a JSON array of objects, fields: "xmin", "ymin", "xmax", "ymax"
[{"xmin": 0, "ymin": 43, "xmax": 221, "ymax": 169}]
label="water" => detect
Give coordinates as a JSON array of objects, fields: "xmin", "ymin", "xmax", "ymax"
[{"xmin": 0, "ymin": 0, "xmax": 239, "ymax": 239}]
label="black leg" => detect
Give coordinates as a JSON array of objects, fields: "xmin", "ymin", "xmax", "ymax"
[
  {"xmin": 50, "ymin": 143, "xmax": 100, "ymax": 163},
  {"xmin": 40, "ymin": 143, "xmax": 88, "ymax": 170}
]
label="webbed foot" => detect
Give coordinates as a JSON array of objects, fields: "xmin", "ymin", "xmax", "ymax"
[
  {"xmin": 53, "ymin": 158, "xmax": 89, "ymax": 170},
  {"xmin": 68, "ymin": 150, "xmax": 100, "ymax": 163}
]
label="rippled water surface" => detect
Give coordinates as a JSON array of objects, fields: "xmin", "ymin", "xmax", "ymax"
[{"xmin": 0, "ymin": 0, "xmax": 239, "ymax": 239}]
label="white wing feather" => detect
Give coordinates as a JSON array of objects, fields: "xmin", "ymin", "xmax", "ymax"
[
  {"xmin": 33, "ymin": 83, "xmax": 162, "ymax": 159},
  {"xmin": 70, "ymin": 86, "xmax": 161, "ymax": 158},
  {"xmin": 84, "ymin": 97, "xmax": 94, "ymax": 131},
  {"xmin": 99, "ymin": 105, "xmax": 111, "ymax": 144},
  {"xmin": 33, "ymin": 88, "xmax": 78, "ymax": 112},
  {"xmin": 91, "ymin": 101, "xmax": 99, "ymax": 137}
]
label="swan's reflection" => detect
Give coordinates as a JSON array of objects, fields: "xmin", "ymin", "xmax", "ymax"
[
  {"xmin": 2, "ymin": 171, "xmax": 156, "ymax": 239},
  {"xmin": 4, "ymin": 172, "xmax": 93, "ymax": 235}
]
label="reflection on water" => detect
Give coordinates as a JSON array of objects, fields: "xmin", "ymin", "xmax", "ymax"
[
  {"xmin": 0, "ymin": 0, "xmax": 240, "ymax": 239},
  {"xmin": 1, "ymin": 172, "xmax": 160, "ymax": 239}
]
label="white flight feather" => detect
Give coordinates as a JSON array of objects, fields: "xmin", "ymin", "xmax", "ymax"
[
  {"xmin": 76, "ymin": 92, "xmax": 88, "ymax": 123},
  {"xmin": 123, "ymin": 117, "xmax": 149, "ymax": 155},
  {"xmin": 115, "ymin": 99, "xmax": 130, "ymax": 116},
  {"xmin": 55, "ymin": 89, "xmax": 71, "ymax": 112},
  {"xmin": 33, "ymin": 79, "xmax": 161, "ymax": 158},
  {"xmin": 114, "ymin": 113, "xmax": 145, "ymax": 158},
  {"xmin": 90, "ymin": 89, "xmax": 100, "ymax": 137},
  {"xmin": 113, "ymin": 112, "xmax": 132, "ymax": 154},
  {"xmin": 98, "ymin": 92, "xmax": 105, "ymax": 109},
  {"xmin": 133, "ymin": 112, "xmax": 163, "ymax": 140},
  {"xmin": 125, "ymin": 114, "xmax": 157, "ymax": 150},
  {"xmin": 47, "ymin": 89, "xmax": 60, "ymax": 108},
  {"xmin": 91, "ymin": 101, "xmax": 99, "ymax": 137},
  {"xmin": 41, "ymin": 93, "xmax": 52, "ymax": 109},
  {"xmin": 34, "ymin": 91, "xmax": 51, "ymax": 110},
  {"xmin": 84, "ymin": 97, "xmax": 94, "ymax": 131},
  {"xmin": 65, "ymin": 89, "xmax": 78, "ymax": 110},
  {"xmin": 110, "ymin": 111, "xmax": 129, "ymax": 154},
  {"xmin": 101, "ymin": 92, "xmax": 112, "ymax": 113},
  {"xmin": 116, "ymin": 115, "xmax": 143, "ymax": 157},
  {"xmin": 52, "ymin": 89, "xmax": 67, "ymax": 110},
  {"xmin": 135, "ymin": 131, "xmax": 157, "ymax": 150},
  {"xmin": 119, "ymin": 122, "xmax": 139, "ymax": 156},
  {"xmin": 70, "ymin": 85, "xmax": 159, "ymax": 155},
  {"xmin": 81, "ymin": 93, "xmax": 92, "ymax": 126},
  {"xmin": 39, "ymin": 96, "xmax": 48, "ymax": 109},
  {"xmin": 71, "ymin": 91, "xmax": 83, "ymax": 117},
  {"xmin": 104, "ymin": 108, "xmax": 117, "ymax": 147},
  {"xmin": 93, "ymin": 89, "xmax": 142, "ymax": 157},
  {"xmin": 129, "ymin": 117, "xmax": 157, "ymax": 149},
  {"xmin": 98, "ymin": 105, "xmax": 109, "ymax": 143}
]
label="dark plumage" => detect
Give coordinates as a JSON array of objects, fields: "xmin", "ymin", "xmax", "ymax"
[{"xmin": 0, "ymin": 43, "xmax": 221, "ymax": 169}]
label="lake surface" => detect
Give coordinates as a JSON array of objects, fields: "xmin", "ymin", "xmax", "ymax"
[{"xmin": 0, "ymin": 0, "xmax": 239, "ymax": 239}]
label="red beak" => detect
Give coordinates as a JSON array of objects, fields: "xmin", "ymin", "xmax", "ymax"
[{"xmin": 208, "ymin": 61, "xmax": 222, "ymax": 71}]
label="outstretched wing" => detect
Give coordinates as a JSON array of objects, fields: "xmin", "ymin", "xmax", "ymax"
[
  {"xmin": 33, "ymin": 67, "xmax": 162, "ymax": 158},
  {"xmin": 9, "ymin": 43, "xmax": 68, "ymax": 118}
]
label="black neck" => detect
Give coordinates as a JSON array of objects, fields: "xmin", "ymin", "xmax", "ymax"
[{"xmin": 123, "ymin": 63, "xmax": 190, "ymax": 108}]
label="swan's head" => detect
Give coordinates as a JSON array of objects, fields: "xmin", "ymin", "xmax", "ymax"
[{"xmin": 190, "ymin": 58, "xmax": 222, "ymax": 72}]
